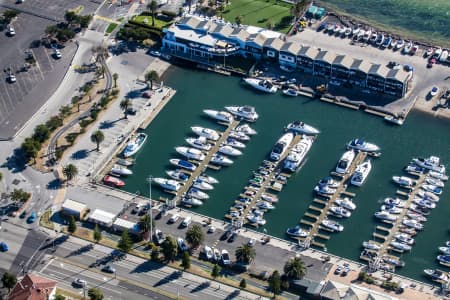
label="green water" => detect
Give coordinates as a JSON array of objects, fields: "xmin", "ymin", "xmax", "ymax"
[
  {"xmin": 318, "ymin": 0, "xmax": 450, "ymax": 47},
  {"xmin": 123, "ymin": 67, "xmax": 450, "ymax": 283}
]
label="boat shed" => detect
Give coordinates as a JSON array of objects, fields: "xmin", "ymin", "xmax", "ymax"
[
  {"xmin": 88, "ymin": 209, "xmax": 116, "ymax": 227},
  {"xmin": 113, "ymin": 218, "xmax": 140, "ymax": 234},
  {"xmin": 61, "ymin": 199, "xmax": 88, "ymax": 219},
  {"xmin": 280, "ymin": 42, "xmax": 301, "ymax": 65},
  {"xmin": 263, "ymin": 37, "xmax": 284, "ymax": 59}
]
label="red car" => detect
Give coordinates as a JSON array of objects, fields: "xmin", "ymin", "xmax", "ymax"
[{"xmin": 427, "ymin": 58, "xmax": 436, "ymax": 68}]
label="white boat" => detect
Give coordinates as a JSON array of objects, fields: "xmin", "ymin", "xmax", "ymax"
[
  {"xmin": 381, "ymin": 205, "xmax": 402, "ymax": 214},
  {"xmin": 394, "ymin": 233, "xmax": 414, "ymax": 245},
  {"xmin": 318, "ymin": 176, "xmax": 339, "ymax": 188},
  {"xmin": 363, "ymin": 241, "xmax": 380, "ymax": 250},
  {"xmin": 261, "ymin": 193, "xmax": 278, "ymax": 203},
  {"xmin": 225, "ymin": 105, "xmax": 259, "ymax": 122},
  {"xmin": 243, "ymin": 77, "xmax": 277, "ymax": 94},
  {"xmin": 374, "ymin": 211, "xmax": 397, "ymax": 222},
  {"xmin": 225, "ymin": 137, "xmax": 246, "ymax": 149},
  {"xmin": 235, "ymin": 124, "xmax": 257, "ymax": 135},
  {"xmin": 169, "ymin": 159, "xmax": 196, "ymax": 171},
  {"xmin": 256, "ymin": 201, "xmax": 275, "ymax": 210},
  {"xmin": 329, "ymin": 205, "xmax": 351, "ymax": 218},
  {"xmin": 211, "ymin": 154, "xmax": 233, "ymax": 166},
  {"xmin": 409, "ymin": 203, "xmax": 431, "ymax": 216},
  {"xmin": 193, "ymin": 178, "xmax": 214, "ymax": 191},
  {"xmin": 229, "ymin": 130, "xmax": 250, "ymax": 141},
  {"xmin": 425, "ymin": 48, "xmax": 434, "ymax": 57},
  {"xmin": 347, "ymin": 139, "xmax": 380, "ymax": 152},
  {"xmin": 321, "ymin": 219, "xmax": 344, "ymax": 232},
  {"xmin": 203, "ymin": 109, "xmax": 233, "ymax": 123},
  {"xmin": 413, "ymin": 198, "xmax": 436, "ymax": 209},
  {"xmin": 429, "ymin": 171, "xmax": 448, "ymax": 181},
  {"xmin": 417, "ymin": 190, "xmax": 440, "ymax": 202},
  {"xmin": 153, "ymin": 178, "xmax": 182, "ymax": 191},
  {"xmin": 335, "ymin": 197, "xmax": 356, "ymax": 210},
  {"xmin": 166, "ymin": 170, "xmax": 189, "ymax": 182},
  {"xmin": 392, "ymin": 176, "xmax": 415, "ymax": 188},
  {"xmin": 357, "ymin": 30, "xmax": 364, "ymax": 40},
  {"xmin": 123, "ymin": 133, "xmax": 147, "ymax": 157},
  {"xmin": 347, "ymin": 27, "xmax": 355, "ymax": 37},
  {"xmin": 426, "ymin": 177, "xmax": 445, "ymax": 188},
  {"xmin": 185, "ymin": 137, "xmax": 212, "ymax": 151},
  {"xmin": 439, "ymin": 247, "xmax": 450, "ymax": 255},
  {"xmin": 203, "ymin": 245, "xmax": 213, "ymax": 260},
  {"xmin": 412, "ymin": 156, "xmax": 445, "ymax": 173},
  {"xmin": 111, "ymin": 164, "xmax": 133, "ymax": 176},
  {"xmin": 191, "ymin": 126, "xmax": 220, "ymax": 141},
  {"xmin": 384, "ymin": 115, "xmax": 404, "ymax": 125},
  {"xmin": 175, "ymin": 147, "xmax": 206, "ymax": 161},
  {"xmin": 338, "ymin": 26, "xmax": 346, "ymax": 35},
  {"xmin": 390, "ymin": 241, "xmax": 412, "ymax": 251},
  {"xmin": 314, "ymin": 183, "xmax": 336, "ymax": 195},
  {"xmin": 283, "ymin": 137, "xmax": 313, "ymax": 172},
  {"xmin": 437, "ymin": 255, "xmax": 450, "ymax": 267},
  {"xmin": 402, "ymin": 218, "xmax": 423, "ymax": 230},
  {"xmin": 286, "ymin": 225, "xmax": 309, "ymax": 238},
  {"xmin": 424, "ymin": 269, "xmax": 449, "ymax": 282},
  {"xmin": 181, "ymin": 197, "xmax": 203, "ymax": 207},
  {"xmin": 187, "ymin": 187, "xmax": 209, "ymax": 200},
  {"xmin": 422, "ymin": 184, "xmax": 443, "ymax": 195},
  {"xmin": 335, "ymin": 150, "xmax": 356, "ymax": 174},
  {"xmin": 406, "ymin": 211, "xmax": 427, "ymax": 222},
  {"xmin": 350, "ymin": 160, "xmax": 372, "ymax": 186},
  {"xmin": 405, "ymin": 164, "xmax": 425, "ymax": 174},
  {"xmin": 246, "ymin": 214, "xmax": 266, "ymax": 225},
  {"xmin": 218, "ymin": 145, "xmax": 242, "ymax": 156},
  {"xmin": 282, "ymin": 88, "xmax": 298, "ymax": 97},
  {"xmin": 117, "ymin": 158, "xmax": 134, "ymax": 166},
  {"xmin": 270, "ymin": 132, "xmax": 294, "ymax": 161},
  {"xmin": 286, "ymin": 121, "xmax": 320, "ymax": 135},
  {"xmin": 395, "ymin": 39, "xmax": 405, "ymax": 50},
  {"xmin": 384, "ymin": 197, "xmax": 405, "ymax": 208},
  {"xmin": 198, "ymin": 174, "xmax": 218, "ymax": 184}
]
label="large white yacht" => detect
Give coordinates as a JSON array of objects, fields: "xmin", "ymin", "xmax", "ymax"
[
  {"xmin": 243, "ymin": 77, "xmax": 277, "ymax": 93},
  {"xmin": 186, "ymin": 137, "xmax": 212, "ymax": 151},
  {"xmin": 335, "ymin": 150, "xmax": 356, "ymax": 174},
  {"xmin": 218, "ymin": 145, "xmax": 242, "ymax": 156},
  {"xmin": 203, "ymin": 109, "xmax": 234, "ymax": 123},
  {"xmin": 175, "ymin": 147, "xmax": 206, "ymax": 161},
  {"xmin": 286, "ymin": 121, "xmax": 320, "ymax": 135},
  {"xmin": 347, "ymin": 139, "xmax": 380, "ymax": 152},
  {"xmin": 270, "ymin": 132, "xmax": 294, "ymax": 161},
  {"xmin": 211, "ymin": 154, "xmax": 233, "ymax": 166},
  {"xmin": 283, "ymin": 136, "xmax": 313, "ymax": 172},
  {"xmin": 350, "ymin": 160, "xmax": 372, "ymax": 186},
  {"xmin": 191, "ymin": 126, "xmax": 220, "ymax": 141},
  {"xmin": 412, "ymin": 156, "xmax": 446, "ymax": 174},
  {"xmin": 153, "ymin": 178, "xmax": 182, "ymax": 191},
  {"xmin": 392, "ymin": 176, "xmax": 415, "ymax": 188},
  {"xmin": 225, "ymin": 106, "xmax": 259, "ymax": 122},
  {"xmin": 321, "ymin": 219, "xmax": 344, "ymax": 232}
]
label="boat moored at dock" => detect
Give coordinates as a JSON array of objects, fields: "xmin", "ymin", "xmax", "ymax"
[
  {"xmin": 225, "ymin": 105, "xmax": 259, "ymax": 122},
  {"xmin": 186, "ymin": 137, "xmax": 212, "ymax": 151},
  {"xmin": 347, "ymin": 139, "xmax": 380, "ymax": 152},
  {"xmin": 283, "ymin": 136, "xmax": 313, "ymax": 172},
  {"xmin": 286, "ymin": 225, "xmax": 309, "ymax": 238},
  {"xmin": 153, "ymin": 178, "xmax": 182, "ymax": 191},
  {"xmin": 243, "ymin": 77, "xmax": 277, "ymax": 94},
  {"xmin": 175, "ymin": 146, "xmax": 206, "ymax": 161},
  {"xmin": 169, "ymin": 159, "xmax": 197, "ymax": 171},
  {"xmin": 191, "ymin": 126, "xmax": 220, "ymax": 141},
  {"xmin": 335, "ymin": 150, "xmax": 356, "ymax": 174},
  {"xmin": 203, "ymin": 109, "xmax": 234, "ymax": 123},
  {"xmin": 270, "ymin": 132, "xmax": 294, "ymax": 161},
  {"xmin": 350, "ymin": 159, "xmax": 372, "ymax": 186},
  {"xmin": 123, "ymin": 133, "xmax": 148, "ymax": 157},
  {"xmin": 286, "ymin": 121, "xmax": 320, "ymax": 135}
]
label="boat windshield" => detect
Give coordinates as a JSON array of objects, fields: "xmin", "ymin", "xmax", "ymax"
[
  {"xmin": 337, "ymin": 160, "xmax": 348, "ymax": 169},
  {"xmin": 272, "ymin": 143, "xmax": 284, "ymax": 154}
]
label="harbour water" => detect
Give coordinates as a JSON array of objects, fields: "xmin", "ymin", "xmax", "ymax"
[
  {"xmin": 123, "ymin": 67, "xmax": 450, "ymax": 283},
  {"xmin": 318, "ymin": 0, "xmax": 450, "ymax": 47}
]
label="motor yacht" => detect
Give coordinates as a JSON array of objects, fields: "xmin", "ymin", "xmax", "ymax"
[
  {"xmin": 211, "ymin": 154, "xmax": 233, "ymax": 166},
  {"xmin": 350, "ymin": 159, "xmax": 372, "ymax": 186},
  {"xmin": 153, "ymin": 178, "xmax": 182, "ymax": 191},
  {"xmin": 329, "ymin": 205, "xmax": 351, "ymax": 218},
  {"xmin": 193, "ymin": 178, "xmax": 214, "ymax": 191},
  {"xmin": 185, "ymin": 137, "xmax": 212, "ymax": 151},
  {"xmin": 384, "ymin": 197, "xmax": 405, "ymax": 208},
  {"xmin": 413, "ymin": 198, "xmax": 436, "ymax": 209},
  {"xmin": 363, "ymin": 241, "xmax": 381, "ymax": 251},
  {"xmin": 261, "ymin": 193, "xmax": 278, "ymax": 203},
  {"xmin": 395, "ymin": 233, "xmax": 414, "ymax": 245},
  {"xmin": 270, "ymin": 132, "xmax": 294, "ymax": 161},
  {"xmin": 381, "ymin": 204, "xmax": 402, "ymax": 214},
  {"xmin": 409, "ymin": 203, "xmax": 431, "ymax": 216},
  {"xmin": 412, "ymin": 156, "xmax": 445, "ymax": 173},
  {"xmin": 103, "ymin": 175, "xmax": 125, "ymax": 187},
  {"xmin": 282, "ymin": 88, "xmax": 298, "ymax": 97},
  {"xmin": 235, "ymin": 124, "xmax": 257, "ymax": 135},
  {"xmin": 347, "ymin": 139, "xmax": 380, "ymax": 152},
  {"xmin": 392, "ymin": 176, "xmax": 415, "ymax": 188},
  {"xmin": 203, "ymin": 109, "xmax": 233, "ymax": 124},
  {"xmin": 225, "ymin": 105, "xmax": 259, "ymax": 122},
  {"xmin": 166, "ymin": 170, "xmax": 189, "ymax": 182},
  {"xmin": 422, "ymin": 184, "xmax": 443, "ymax": 195},
  {"xmin": 390, "ymin": 241, "xmax": 412, "ymax": 251},
  {"xmin": 256, "ymin": 201, "xmax": 275, "ymax": 210},
  {"xmin": 318, "ymin": 176, "xmax": 339, "ymax": 188},
  {"xmin": 198, "ymin": 174, "xmax": 218, "ymax": 184},
  {"xmin": 243, "ymin": 77, "xmax": 277, "ymax": 94},
  {"xmin": 321, "ymin": 219, "xmax": 344, "ymax": 232},
  {"xmin": 439, "ymin": 247, "xmax": 450, "ymax": 255},
  {"xmin": 314, "ymin": 183, "xmax": 337, "ymax": 195},
  {"xmin": 123, "ymin": 133, "xmax": 147, "ymax": 157},
  {"xmin": 426, "ymin": 177, "xmax": 445, "ymax": 188},
  {"xmin": 283, "ymin": 137, "xmax": 313, "ymax": 172},
  {"xmin": 437, "ymin": 255, "xmax": 450, "ymax": 267},
  {"xmin": 175, "ymin": 147, "xmax": 206, "ymax": 161},
  {"xmin": 117, "ymin": 158, "xmax": 134, "ymax": 167},
  {"xmin": 406, "ymin": 211, "xmax": 427, "ymax": 222},
  {"xmin": 417, "ymin": 190, "xmax": 440, "ymax": 202},
  {"xmin": 169, "ymin": 159, "xmax": 196, "ymax": 171},
  {"xmin": 225, "ymin": 137, "xmax": 246, "ymax": 149},
  {"xmin": 229, "ymin": 130, "xmax": 250, "ymax": 141},
  {"xmin": 181, "ymin": 197, "xmax": 203, "ymax": 207},
  {"xmin": 286, "ymin": 121, "xmax": 320, "ymax": 135},
  {"xmin": 335, "ymin": 197, "xmax": 356, "ymax": 210},
  {"xmin": 404, "ymin": 164, "xmax": 424, "ymax": 174},
  {"xmin": 286, "ymin": 225, "xmax": 309, "ymax": 238},
  {"xmin": 246, "ymin": 214, "xmax": 266, "ymax": 225},
  {"xmin": 187, "ymin": 187, "xmax": 209, "ymax": 200},
  {"xmin": 110, "ymin": 164, "xmax": 133, "ymax": 176},
  {"xmin": 424, "ymin": 269, "xmax": 449, "ymax": 282},
  {"xmin": 374, "ymin": 211, "xmax": 397, "ymax": 222},
  {"xmin": 429, "ymin": 171, "xmax": 448, "ymax": 181},
  {"xmin": 335, "ymin": 150, "xmax": 356, "ymax": 174},
  {"xmin": 402, "ymin": 218, "xmax": 423, "ymax": 230},
  {"xmin": 191, "ymin": 126, "xmax": 220, "ymax": 141},
  {"xmin": 218, "ymin": 145, "xmax": 242, "ymax": 156}
]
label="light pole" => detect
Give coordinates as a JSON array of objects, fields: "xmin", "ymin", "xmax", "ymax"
[{"xmin": 147, "ymin": 175, "xmax": 153, "ymax": 242}]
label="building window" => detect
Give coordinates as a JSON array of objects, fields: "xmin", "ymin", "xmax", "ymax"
[{"xmin": 267, "ymin": 50, "xmax": 276, "ymax": 58}]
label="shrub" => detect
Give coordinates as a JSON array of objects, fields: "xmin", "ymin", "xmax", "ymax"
[
  {"xmin": 161, "ymin": 10, "xmax": 176, "ymax": 18},
  {"xmin": 79, "ymin": 119, "xmax": 92, "ymax": 128}
]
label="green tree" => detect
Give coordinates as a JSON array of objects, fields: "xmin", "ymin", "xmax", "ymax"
[
  {"xmin": 138, "ymin": 214, "xmax": 154, "ymax": 241},
  {"xmin": 21, "ymin": 137, "xmax": 40, "ymax": 162},
  {"xmin": 239, "ymin": 278, "xmax": 247, "ymax": 289},
  {"xmin": 181, "ymin": 251, "xmax": 191, "ymax": 270},
  {"xmin": 161, "ymin": 236, "xmax": 178, "ymax": 262},
  {"xmin": 119, "ymin": 99, "xmax": 131, "ymax": 119},
  {"xmin": 63, "ymin": 164, "xmax": 78, "ymax": 182},
  {"xmin": 145, "ymin": 70, "xmax": 160, "ymax": 90},
  {"xmin": 79, "ymin": 15, "xmax": 92, "ymax": 28},
  {"xmin": 68, "ymin": 215, "xmax": 77, "ymax": 234},
  {"xmin": 88, "ymin": 287, "xmax": 104, "ymax": 300},
  {"xmin": 112, "ymin": 73, "xmax": 118, "ymax": 88},
  {"xmin": 217, "ymin": 4, "xmax": 224, "ymax": 17},
  {"xmin": 148, "ymin": 1, "xmax": 158, "ymax": 27},
  {"xmin": 235, "ymin": 243, "xmax": 255, "ymax": 265},
  {"xmin": 59, "ymin": 105, "xmax": 72, "ymax": 118},
  {"xmin": 268, "ymin": 270, "xmax": 281, "ymax": 296},
  {"xmin": 185, "ymin": 224, "xmax": 204, "ymax": 249},
  {"xmin": 187, "ymin": 0, "xmax": 192, "ymax": 13},
  {"xmin": 0, "ymin": 172, "xmax": 3, "ymax": 181},
  {"xmin": 90, "ymin": 130, "xmax": 105, "ymax": 152},
  {"xmin": 93, "ymin": 224, "xmax": 102, "ymax": 243},
  {"xmin": 33, "ymin": 124, "xmax": 50, "ymax": 143},
  {"xmin": 9, "ymin": 188, "xmax": 31, "ymax": 203},
  {"xmin": 1, "ymin": 272, "xmax": 17, "ymax": 293},
  {"xmin": 211, "ymin": 264, "xmax": 220, "ymax": 279},
  {"xmin": 117, "ymin": 229, "xmax": 133, "ymax": 253},
  {"xmin": 2, "ymin": 10, "xmax": 20, "ymax": 23},
  {"xmin": 235, "ymin": 15, "xmax": 243, "ymax": 25},
  {"xmin": 54, "ymin": 294, "xmax": 66, "ymax": 300},
  {"xmin": 283, "ymin": 257, "xmax": 306, "ymax": 280},
  {"xmin": 46, "ymin": 115, "xmax": 63, "ymax": 131},
  {"xmin": 150, "ymin": 244, "xmax": 160, "ymax": 261},
  {"xmin": 64, "ymin": 11, "xmax": 78, "ymax": 24}
]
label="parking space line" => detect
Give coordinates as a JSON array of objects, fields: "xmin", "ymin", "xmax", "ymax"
[{"xmin": 0, "ymin": 81, "xmax": 16, "ymax": 112}]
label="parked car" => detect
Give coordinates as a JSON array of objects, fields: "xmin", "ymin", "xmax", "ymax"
[
  {"xmin": 430, "ymin": 86, "xmax": 439, "ymax": 97},
  {"xmin": 0, "ymin": 242, "xmax": 8, "ymax": 252},
  {"xmin": 72, "ymin": 278, "xmax": 87, "ymax": 288},
  {"xmin": 149, "ymin": 50, "xmax": 161, "ymax": 57},
  {"xmin": 181, "ymin": 216, "xmax": 192, "ymax": 227},
  {"xmin": 7, "ymin": 74, "xmax": 16, "ymax": 83},
  {"xmin": 220, "ymin": 230, "xmax": 232, "ymax": 241},
  {"xmin": 168, "ymin": 214, "xmax": 180, "ymax": 224},
  {"xmin": 207, "ymin": 225, "xmax": 216, "ymax": 233},
  {"xmin": 228, "ymin": 232, "xmax": 237, "ymax": 243},
  {"xmin": 27, "ymin": 212, "xmax": 36, "ymax": 223},
  {"xmin": 53, "ymin": 49, "xmax": 62, "ymax": 59},
  {"xmin": 177, "ymin": 237, "xmax": 188, "ymax": 252},
  {"xmin": 101, "ymin": 265, "xmax": 116, "ymax": 273},
  {"xmin": 8, "ymin": 27, "xmax": 16, "ymax": 36}
]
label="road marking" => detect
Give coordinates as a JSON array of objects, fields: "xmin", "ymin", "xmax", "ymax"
[{"xmin": 39, "ymin": 257, "xmax": 55, "ymax": 273}]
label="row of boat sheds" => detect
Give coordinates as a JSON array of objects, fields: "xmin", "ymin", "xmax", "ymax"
[{"xmin": 162, "ymin": 15, "xmax": 412, "ymax": 98}]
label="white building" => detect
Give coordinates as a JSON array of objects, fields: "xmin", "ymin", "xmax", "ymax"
[
  {"xmin": 61, "ymin": 199, "xmax": 88, "ymax": 219},
  {"xmin": 88, "ymin": 209, "xmax": 116, "ymax": 227}
]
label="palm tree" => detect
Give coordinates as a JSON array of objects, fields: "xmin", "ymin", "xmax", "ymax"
[
  {"xmin": 145, "ymin": 70, "xmax": 160, "ymax": 90},
  {"xmin": 119, "ymin": 99, "xmax": 131, "ymax": 119},
  {"xmin": 235, "ymin": 243, "xmax": 256, "ymax": 265},
  {"xmin": 185, "ymin": 224, "xmax": 204, "ymax": 249},
  {"xmin": 217, "ymin": 4, "xmax": 224, "ymax": 18},
  {"xmin": 235, "ymin": 15, "xmax": 243, "ymax": 25},
  {"xmin": 283, "ymin": 257, "xmax": 306, "ymax": 280},
  {"xmin": 63, "ymin": 164, "xmax": 78, "ymax": 183},
  {"xmin": 90, "ymin": 130, "xmax": 105, "ymax": 151},
  {"xmin": 148, "ymin": 1, "xmax": 158, "ymax": 27},
  {"xmin": 112, "ymin": 73, "xmax": 118, "ymax": 88},
  {"xmin": 138, "ymin": 214, "xmax": 154, "ymax": 241}
]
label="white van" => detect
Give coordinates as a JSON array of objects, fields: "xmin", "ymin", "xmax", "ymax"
[
  {"xmin": 169, "ymin": 213, "xmax": 180, "ymax": 224},
  {"xmin": 181, "ymin": 216, "xmax": 192, "ymax": 227}
]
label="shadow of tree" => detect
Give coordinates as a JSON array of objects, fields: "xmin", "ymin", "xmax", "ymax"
[
  {"xmin": 71, "ymin": 149, "xmax": 90, "ymax": 160},
  {"xmin": 190, "ymin": 281, "xmax": 210, "ymax": 293},
  {"xmin": 153, "ymin": 270, "xmax": 182, "ymax": 287}
]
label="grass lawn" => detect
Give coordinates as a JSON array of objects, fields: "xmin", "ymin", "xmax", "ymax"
[
  {"xmin": 105, "ymin": 23, "xmax": 118, "ymax": 34},
  {"xmin": 132, "ymin": 15, "xmax": 172, "ymax": 29},
  {"xmin": 222, "ymin": 0, "xmax": 293, "ymax": 33}
]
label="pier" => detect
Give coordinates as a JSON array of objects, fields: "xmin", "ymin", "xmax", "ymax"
[{"xmin": 298, "ymin": 151, "xmax": 367, "ymax": 249}]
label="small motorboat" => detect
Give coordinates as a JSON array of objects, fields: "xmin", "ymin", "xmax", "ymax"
[
  {"xmin": 286, "ymin": 120, "xmax": 320, "ymax": 135},
  {"xmin": 318, "ymin": 176, "xmax": 339, "ymax": 188},
  {"xmin": 166, "ymin": 169, "xmax": 189, "ymax": 182},
  {"xmin": 246, "ymin": 214, "xmax": 266, "ymax": 225},
  {"xmin": 392, "ymin": 176, "xmax": 415, "ymax": 188},
  {"xmin": 235, "ymin": 124, "xmax": 257, "ymax": 135},
  {"xmin": 225, "ymin": 105, "xmax": 259, "ymax": 121},
  {"xmin": 181, "ymin": 197, "xmax": 203, "ymax": 207},
  {"xmin": 153, "ymin": 178, "xmax": 182, "ymax": 191},
  {"xmin": 394, "ymin": 233, "xmax": 414, "ymax": 245},
  {"xmin": 261, "ymin": 193, "xmax": 278, "ymax": 203},
  {"xmin": 412, "ymin": 156, "xmax": 445, "ymax": 174},
  {"xmin": 203, "ymin": 109, "xmax": 234, "ymax": 124},
  {"xmin": 117, "ymin": 158, "xmax": 134, "ymax": 166},
  {"xmin": 256, "ymin": 201, "xmax": 275, "ymax": 210},
  {"xmin": 404, "ymin": 164, "xmax": 424, "ymax": 174},
  {"xmin": 329, "ymin": 205, "xmax": 351, "ymax": 218},
  {"xmin": 384, "ymin": 115, "xmax": 404, "ymax": 125},
  {"xmin": 406, "ymin": 211, "xmax": 427, "ymax": 222},
  {"xmin": 424, "ymin": 269, "xmax": 449, "ymax": 282},
  {"xmin": 175, "ymin": 147, "xmax": 206, "ymax": 161},
  {"xmin": 111, "ymin": 164, "xmax": 133, "ymax": 176},
  {"xmin": 439, "ymin": 247, "xmax": 450, "ymax": 255},
  {"xmin": 123, "ymin": 133, "xmax": 148, "ymax": 157},
  {"xmin": 193, "ymin": 178, "xmax": 214, "ymax": 191},
  {"xmin": 186, "ymin": 137, "xmax": 212, "ymax": 151},
  {"xmin": 286, "ymin": 225, "xmax": 309, "ymax": 238},
  {"xmin": 390, "ymin": 241, "xmax": 412, "ymax": 251},
  {"xmin": 374, "ymin": 211, "xmax": 397, "ymax": 222},
  {"xmin": 381, "ymin": 204, "xmax": 402, "ymax": 214},
  {"xmin": 198, "ymin": 174, "xmax": 218, "ymax": 184},
  {"xmin": 363, "ymin": 241, "xmax": 380, "ymax": 251},
  {"xmin": 321, "ymin": 219, "xmax": 344, "ymax": 232},
  {"xmin": 187, "ymin": 187, "xmax": 209, "ymax": 200},
  {"xmin": 417, "ymin": 190, "xmax": 440, "ymax": 202},
  {"xmin": 218, "ymin": 145, "xmax": 242, "ymax": 156},
  {"xmin": 225, "ymin": 137, "xmax": 246, "ymax": 149},
  {"xmin": 270, "ymin": 132, "xmax": 294, "ymax": 161},
  {"xmin": 384, "ymin": 197, "xmax": 405, "ymax": 208},
  {"xmin": 191, "ymin": 126, "xmax": 220, "ymax": 141},
  {"xmin": 428, "ymin": 171, "xmax": 448, "ymax": 181},
  {"xmin": 211, "ymin": 154, "xmax": 233, "ymax": 166},
  {"xmin": 426, "ymin": 177, "xmax": 445, "ymax": 188},
  {"xmin": 335, "ymin": 197, "xmax": 356, "ymax": 210},
  {"xmin": 229, "ymin": 130, "xmax": 250, "ymax": 141},
  {"xmin": 402, "ymin": 218, "xmax": 423, "ymax": 230},
  {"xmin": 350, "ymin": 160, "xmax": 372, "ymax": 186},
  {"xmin": 103, "ymin": 175, "xmax": 125, "ymax": 187},
  {"xmin": 413, "ymin": 198, "xmax": 436, "ymax": 209},
  {"xmin": 409, "ymin": 203, "xmax": 431, "ymax": 216},
  {"xmin": 242, "ymin": 78, "xmax": 277, "ymax": 94},
  {"xmin": 383, "ymin": 256, "xmax": 405, "ymax": 267},
  {"xmin": 422, "ymin": 184, "xmax": 443, "ymax": 195},
  {"xmin": 314, "ymin": 183, "xmax": 336, "ymax": 195},
  {"xmin": 437, "ymin": 255, "xmax": 450, "ymax": 267},
  {"xmin": 347, "ymin": 139, "xmax": 380, "ymax": 152},
  {"xmin": 282, "ymin": 88, "xmax": 298, "ymax": 97},
  {"xmin": 169, "ymin": 159, "xmax": 196, "ymax": 171}
]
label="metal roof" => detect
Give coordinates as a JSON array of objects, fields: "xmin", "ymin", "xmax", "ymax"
[
  {"xmin": 280, "ymin": 42, "xmax": 301, "ymax": 55},
  {"xmin": 62, "ymin": 199, "xmax": 87, "ymax": 213},
  {"xmin": 315, "ymin": 50, "xmax": 336, "ymax": 64},
  {"xmin": 333, "ymin": 54, "xmax": 354, "ymax": 69}
]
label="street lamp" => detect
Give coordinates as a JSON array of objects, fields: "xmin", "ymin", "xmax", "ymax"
[{"xmin": 147, "ymin": 175, "xmax": 153, "ymax": 242}]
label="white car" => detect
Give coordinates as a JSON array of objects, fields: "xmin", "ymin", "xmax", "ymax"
[
  {"xmin": 54, "ymin": 49, "xmax": 62, "ymax": 59},
  {"xmin": 248, "ymin": 238, "xmax": 256, "ymax": 247},
  {"xmin": 72, "ymin": 278, "xmax": 87, "ymax": 287},
  {"xmin": 8, "ymin": 27, "xmax": 16, "ymax": 36},
  {"xmin": 150, "ymin": 50, "xmax": 161, "ymax": 57},
  {"xmin": 168, "ymin": 213, "xmax": 180, "ymax": 224},
  {"xmin": 207, "ymin": 225, "xmax": 216, "ymax": 233},
  {"xmin": 8, "ymin": 74, "xmax": 16, "ymax": 83},
  {"xmin": 430, "ymin": 86, "xmax": 439, "ymax": 97}
]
